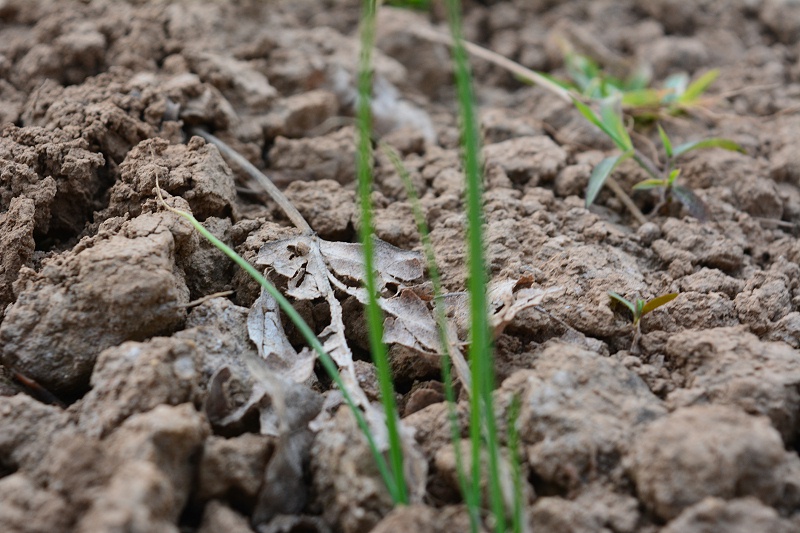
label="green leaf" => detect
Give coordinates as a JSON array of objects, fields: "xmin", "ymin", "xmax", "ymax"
[
  {"xmin": 600, "ymin": 97, "xmax": 633, "ymax": 150},
  {"xmin": 634, "ymin": 299, "xmax": 645, "ymax": 322},
  {"xmin": 621, "ymin": 88, "xmax": 664, "ymax": 108},
  {"xmin": 573, "ymin": 98, "xmax": 632, "ymax": 151},
  {"xmin": 667, "ymin": 168, "xmax": 681, "ymax": 186},
  {"xmin": 657, "ymin": 124, "xmax": 673, "ymax": 158},
  {"xmin": 679, "ymin": 69, "xmax": 719, "ymax": 104},
  {"xmin": 672, "ymin": 185, "xmax": 710, "ymax": 221},
  {"xmin": 641, "ymin": 293, "xmax": 679, "ymax": 316},
  {"xmin": 673, "ymin": 138, "xmax": 744, "ymax": 158},
  {"xmin": 662, "ymin": 72, "xmax": 689, "ymax": 103},
  {"xmin": 586, "ymin": 150, "xmax": 634, "ymax": 206},
  {"xmin": 608, "ymin": 291, "xmax": 636, "ymax": 315},
  {"xmin": 632, "ymin": 178, "xmax": 665, "ymax": 191}
]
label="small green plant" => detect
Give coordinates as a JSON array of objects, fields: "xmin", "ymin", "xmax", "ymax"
[
  {"xmin": 554, "ymin": 51, "xmax": 721, "ymax": 120},
  {"xmin": 608, "ymin": 291, "xmax": 678, "ymax": 329},
  {"xmin": 576, "ymin": 97, "xmax": 743, "ymax": 220}
]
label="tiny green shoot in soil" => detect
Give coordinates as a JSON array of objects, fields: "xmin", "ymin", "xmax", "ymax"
[
  {"xmin": 576, "ymin": 96, "xmax": 743, "ymax": 219},
  {"xmin": 608, "ymin": 291, "xmax": 679, "ymax": 328}
]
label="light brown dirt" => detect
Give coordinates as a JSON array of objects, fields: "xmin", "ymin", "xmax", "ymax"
[{"xmin": 2, "ymin": 0, "xmax": 800, "ymax": 532}]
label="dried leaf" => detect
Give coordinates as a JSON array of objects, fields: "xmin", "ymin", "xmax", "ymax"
[
  {"xmin": 319, "ymin": 237, "xmax": 425, "ymax": 291},
  {"xmin": 248, "ymin": 290, "xmax": 316, "ymax": 383},
  {"xmin": 490, "ymin": 282, "xmax": 563, "ymax": 336},
  {"xmin": 382, "ymin": 288, "xmax": 442, "ymax": 354}
]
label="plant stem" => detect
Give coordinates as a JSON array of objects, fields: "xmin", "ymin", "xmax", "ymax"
[
  {"xmin": 382, "ymin": 143, "xmax": 478, "ymax": 531},
  {"xmin": 357, "ymin": 0, "xmax": 408, "ymax": 505},
  {"xmin": 446, "ymin": 0, "xmax": 506, "ymax": 530}
]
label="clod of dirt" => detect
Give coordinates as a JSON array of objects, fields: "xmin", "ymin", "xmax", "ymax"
[
  {"xmin": 0, "ymin": 124, "xmax": 104, "ymax": 239},
  {"xmin": 197, "ymin": 433, "xmax": 274, "ymax": 510},
  {"xmin": 497, "ymin": 343, "xmax": 666, "ymax": 494},
  {"xmin": 734, "ymin": 271, "xmax": 792, "ymax": 334},
  {"xmin": 21, "ymin": 74, "xmax": 154, "ymax": 165},
  {"xmin": 0, "ymin": 392, "xmax": 72, "ymax": 478},
  {"xmin": 662, "ymin": 497, "xmax": 797, "ymax": 533},
  {"xmin": 0, "ymin": 211, "xmax": 191, "ymax": 394},
  {"xmin": 434, "ymin": 438, "xmax": 533, "ymax": 512},
  {"xmin": 184, "ymin": 51, "xmax": 278, "ymax": 112},
  {"xmin": 538, "ymin": 243, "xmax": 648, "ymax": 339},
  {"xmin": 77, "ymin": 404, "xmax": 209, "ymax": 533},
  {"xmin": 0, "ymin": 473, "xmax": 72, "ymax": 533},
  {"xmin": 261, "ymin": 89, "xmax": 340, "ymax": 139},
  {"xmin": 657, "ymin": 218, "xmax": 745, "ymax": 273},
  {"xmin": 177, "ymin": 296, "xmax": 256, "ymax": 386},
  {"xmin": 101, "ymin": 137, "xmax": 237, "ymax": 224},
  {"xmin": 370, "ymin": 504, "xmax": 479, "ymax": 533},
  {"xmin": 482, "ymin": 135, "xmax": 567, "ymax": 186},
  {"xmin": 197, "ymin": 500, "xmax": 255, "ymax": 533},
  {"xmin": 268, "ymin": 127, "xmax": 358, "ymax": 186},
  {"xmin": 530, "ymin": 496, "xmax": 611, "ymax": 533},
  {"xmin": 760, "ymin": 0, "xmax": 800, "ymax": 44},
  {"xmin": 665, "ymin": 326, "xmax": 800, "ymax": 443},
  {"xmin": 0, "ymin": 196, "xmax": 35, "ymax": 309},
  {"xmin": 630, "ymin": 404, "xmax": 798, "ymax": 521},
  {"xmin": 310, "ymin": 406, "xmax": 395, "ymax": 533},
  {"xmin": 74, "ymin": 337, "xmax": 202, "ymax": 438},
  {"xmin": 283, "ymin": 179, "xmax": 355, "ymax": 241}
]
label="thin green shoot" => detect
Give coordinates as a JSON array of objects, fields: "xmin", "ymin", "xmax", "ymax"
[
  {"xmin": 580, "ymin": 101, "xmax": 743, "ymax": 220},
  {"xmin": 356, "ymin": 0, "xmax": 408, "ymax": 505},
  {"xmin": 385, "ymin": 0, "xmax": 431, "ymax": 9},
  {"xmin": 153, "ymin": 181, "xmax": 402, "ymax": 501},
  {"xmin": 446, "ymin": 0, "xmax": 506, "ymax": 530},
  {"xmin": 607, "ymin": 291, "xmax": 678, "ymax": 328},
  {"xmin": 381, "ymin": 143, "xmax": 479, "ymax": 531},
  {"xmin": 507, "ymin": 395, "xmax": 524, "ymax": 533}
]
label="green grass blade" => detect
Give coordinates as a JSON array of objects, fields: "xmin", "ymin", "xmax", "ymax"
[
  {"xmin": 585, "ymin": 150, "xmax": 634, "ymax": 207},
  {"xmin": 608, "ymin": 291, "xmax": 636, "ymax": 315},
  {"xmin": 599, "ymin": 97, "xmax": 632, "ymax": 150},
  {"xmin": 641, "ymin": 292, "xmax": 678, "ymax": 317},
  {"xmin": 621, "ymin": 88, "xmax": 665, "ymax": 109},
  {"xmin": 381, "ymin": 143, "xmax": 479, "ymax": 530},
  {"xmin": 672, "ymin": 138, "xmax": 743, "ymax": 158},
  {"xmin": 446, "ymin": 0, "xmax": 505, "ymax": 530},
  {"xmin": 573, "ymin": 98, "xmax": 629, "ymax": 151},
  {"xmin": 657, "ymin": 124, "xmax": 673, "ymax": 158},
  {"xmin": 356, "ymin": 0, "xmax": 408, "ymax": 505},
  {"xmin": 508, "ymin": 395, "xmax": 524, "ymax": 533},
  {"xmin": 631, "ymin": 178, "xmax": 665, "ymax": 191},
  {"xmin": 679, "ymin": 69, "xmax": 719, "ymax": 104},
  {"xmin": 573, "ymin": 98, "xmax": 614, "ymax": 141},
  {"xmin": 386, "ymin": 0, "xmax": 431, "ymax": 9}
]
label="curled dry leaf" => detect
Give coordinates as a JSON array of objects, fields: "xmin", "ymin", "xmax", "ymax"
[{"xmin": 248, "ymin": 290, "xmax": 316, "ymax": 383}]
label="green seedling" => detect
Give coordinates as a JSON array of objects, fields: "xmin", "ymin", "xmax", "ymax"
[
  {"xmin": 556, "ymin": 51, "xmax": 721, "ymax": 120},
  {"xmin": 577, "ymin": 97, "xmax": 743, "ymax": 220},
  {"xmin": 608, "ymin": 291, "xmax": 678, "ymax": 328}
]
